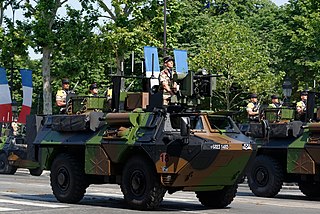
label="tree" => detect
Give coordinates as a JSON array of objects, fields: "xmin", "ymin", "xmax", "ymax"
[
  {"xmin": 23, "ymin": 0, "xmax": 69, "ymax": 114},
  {"xmin": 97, "ymin": 0, "xmax": 185, "ymax": 75},
  {"xmin": 190, "ymin": 20, "xmax": 284, "ymax": 111},
  {"xmin": 277, "ymin": 0, "xmax": 320, "ymax": 92}
]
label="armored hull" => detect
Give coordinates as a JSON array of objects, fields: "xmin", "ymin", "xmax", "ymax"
[
  {"xmin": 29, "ymin": 108, "xmax": 255, "ymax": 209},
  {"xmin": 247, "ymin": 106, "xmax": 320, "ymax": 198}
]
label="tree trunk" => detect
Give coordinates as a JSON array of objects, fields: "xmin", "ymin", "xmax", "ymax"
[
  {"xmin": 42, "ymin": 46, "xmax": 52, "ymax": 114},
  {"xmin": 116, "ymin": 54, "xmax": 125, "ymax": 91},
  {"xmin": 0, "ymin": 2, "xmax": 4, "ymax": 26}
]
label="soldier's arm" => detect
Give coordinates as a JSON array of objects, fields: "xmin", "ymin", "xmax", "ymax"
[
  {"xmin": 56, "ymin": 91, "xmax": 66, "ymax": 107},
  {"xmin": 159, "ymin": 74, "xmax": 174, "ymax": 94},
  {"xmin": 162, "ymin": 82, "xmax": 171, "ymax": 94},
  {"xmin": 56, "ymin": 99, "xmax": 66, "ymax": 107},
  {"xmin": 246, "ymin": 103, "xmax": 259, "ymax": 116},
  {"xmin": 296, "ymin": 102, "xmax": 303, "ymax": 114}
]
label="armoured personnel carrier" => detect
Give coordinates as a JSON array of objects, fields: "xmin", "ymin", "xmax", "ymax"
[
  {"xmin": 0, "ymin": 122, "xmax": 42, "ymax": 176},
  {"xmin": 9, "ymin": 71, "xmax": 255, "ymax": 210},
  {"xmin": 247, "ymin": 91, "xmax": 320, "ymax": 198}
]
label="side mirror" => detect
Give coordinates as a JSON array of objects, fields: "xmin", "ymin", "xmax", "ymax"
[{"xmin": 180, "ymin": 117, "xmax": 190, "ymax": 138}]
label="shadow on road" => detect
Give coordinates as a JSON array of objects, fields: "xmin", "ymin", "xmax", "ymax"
[
  {"xmin": 2, "ymin": 193, "xmax": 231, "ymax": 212},
  {"xmin": 237, "ymin": 191, "xmax": 320, "ymax": 202}
]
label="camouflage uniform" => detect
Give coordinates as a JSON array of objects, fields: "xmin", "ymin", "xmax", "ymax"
[
  {"xmin": 268, "ymin": 103, "xmax": 282, "ymax": 108},
  {"xmin": 159, "ymin": 68, "xmax": 176, "ymax": 105}
]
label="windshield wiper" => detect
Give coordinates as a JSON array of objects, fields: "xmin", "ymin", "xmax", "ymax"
[{"xmin": 211, "ymin": 123, "xmax": 223, "ymax": 135}]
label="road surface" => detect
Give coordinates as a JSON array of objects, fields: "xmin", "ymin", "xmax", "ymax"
[{"xmin": 0, "ymin": 169, "xmax": 319, "ymax": 213}]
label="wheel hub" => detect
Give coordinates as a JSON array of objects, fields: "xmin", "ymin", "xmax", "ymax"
[
  {"xmin": 57, "ymin": 168, "xmax": 69, "ymax": 190},
  {"xmin": 255, "ymin": 167, "xmax": 268, "ymax": 186},
  {"xmin": 130, "ymin": 170, "xmax": 146, "ymax": 197}
]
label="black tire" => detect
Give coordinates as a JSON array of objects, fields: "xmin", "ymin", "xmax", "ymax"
[
  {"xmin": 248, "ymin": 155, "xmax": 283, "ymax": 197},
  {"xmin": 299, "ymin": 182, "xmax": 320, "ymax": 198},
  {"xmin": 120, "ymin": 156, "xmax": 166, "ymax": 210},
  {"xmin": 196, "ymin": 184, "xmax": 238, "ymax": 208},
  {"xmin": 50, "ymin": 153, "xmax": 87, "ymax": 203},
  {"xmin": 29, "ymin": 167, "xmax": 43, "ymax": 176},
  {"xmin": 0, "ymin": 153, "xmax": 17, "ymax": 174}
]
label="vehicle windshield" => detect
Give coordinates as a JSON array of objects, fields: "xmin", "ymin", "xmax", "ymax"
[
  {"xmin": 170, "ymin": 115, "xmax": 203, "ymax": 130},
  {"xmin": 207, "ymin": 116, "xmax": 236, "ymax": 133}
]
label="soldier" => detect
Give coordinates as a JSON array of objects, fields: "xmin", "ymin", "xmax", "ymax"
[
  {"xmin": 89, "ymin": 83, "xmax": 99, "ymax": 97},
  {"xmin": 246, "ymin": 93, "xmax": 260, "ymax": 121},
  {"xmin": 56, "ymin": 78, "xmax": 71, "ymax": 114},
  {"xmin": 268, "ymin": 95, "xmax": 282, "ymax": 108},
  {"xmin": 158, "ymin": 56, "xmax": 177, "ymax": 105},
  {"xmin": 296, "ymin": 91, "xmax": 308, "ymax": 114}
]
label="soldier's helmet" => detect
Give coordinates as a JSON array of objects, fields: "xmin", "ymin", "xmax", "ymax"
[
  {"xmin": 271, "ymin": 94, "xmax": 278, "ymax": 99},
  {"xmin": 90, "ymin": 83, "xmax": 98, "ymax": 90},
  {"xmin": 250, "ymin": 93, "xmax": 258, "ymax": 98},
  {"xmin": 61, "ymin": 78, "xmax": 70, "ymax": 84},
  {"xmin": 300, "ymin": 91, "xmax": 308, "ymax": 96},
  {"xmin": 163, "ymin": 56, "xmax": 174, "ymax": 63}
]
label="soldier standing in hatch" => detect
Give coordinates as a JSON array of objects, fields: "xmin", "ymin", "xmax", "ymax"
[
  {"xmin": 296, "ymin": 91, "xmax": 308, "ymax": 115},
  {"xmin": 56, "ymin": 78, "xmax": 71, "ymax": 114},
  {"xmin": 158, "ymin": 56, "xmax": 177, "ymax": 105},
  {"xmin": 268, "ymin": 95, "xmax": 282, "ymax": 108},
  {"xmin": 246, "ymin": 93, "xmax": 260, "ymax": 121},
  {"xmin": 89, "ymin": 83, "xmax": 99, "ymax": 97}
]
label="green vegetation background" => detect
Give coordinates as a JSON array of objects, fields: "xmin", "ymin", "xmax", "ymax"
[{"xmin": 0, "ymin": 0, "xmax": 318, "ymax": 116}]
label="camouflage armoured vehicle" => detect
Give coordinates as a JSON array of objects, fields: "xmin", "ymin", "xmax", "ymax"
[
  {"xmin": 0, "ymin": 123, "xmax": 18, "ymax": 174},
  {"xmin": 247, "ymin": 91, "xmax": 320, "ymax": 198},
  {"xmin": 0, "ymin": 122, "xmax": 43, "ymax": 175},
  {"xmin": 10, "ymin": 72, "xmax": 255, "ymax": 210}
]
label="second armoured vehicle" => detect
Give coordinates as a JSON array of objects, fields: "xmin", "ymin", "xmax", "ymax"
[
  {"xmin": 247, "ymin": 91, "xmax": 320, "ymax": 198},
  {"xmin": 0, "ymin": 122, "xmax": 42, "ymax": 176},
  {"xmin": 9, "ymin": 57, "xmax": 255, "ymax": 210}
]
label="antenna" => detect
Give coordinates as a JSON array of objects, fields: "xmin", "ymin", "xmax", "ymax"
[
  {"xmin": 131, "ymin": 51, "xmax": 134, "ymax": 75},
  {"xmin": 151, "ymin": 53, "xmax": 155, "ymax": 78}
]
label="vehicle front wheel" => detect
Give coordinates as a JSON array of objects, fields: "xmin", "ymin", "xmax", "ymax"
[
  {"xmin": 120, "ymin": 156, "xmax": 166, "ymax": 210},
  {"xmin": 0, "ymin": 153, "xmax": 17, "ymax": 174},
  {"xmin": 248, "ymin": 155, "xmax": 284, "ymax": 197},
  {"xmin": 196, "ymin": 184, "xmax": 238, "ymax": 208},
  {"xmin": 50, "ymin": 153, "xmax": 87, "ymax": 203}
]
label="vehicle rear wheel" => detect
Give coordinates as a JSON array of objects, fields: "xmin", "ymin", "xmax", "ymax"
[
  {"xmin": 196, "ymin": 184, "xmax": 238, "ymax": 208},
  {"xmin": 50, "ymin": 153, "xmax": 87, "ymax": 203},
  {"xmin": 299, "ymin": 182, "xmax": 320, "ymax": 198},
  {"xmin": 0, "ymin": 153, "xmax": 17, "ymax": 174},
  {"xmin": 29, "ymin": 167, "xmax": 43, "ymax": 176},
  {"xmin": 120, "ymin": 156, "xmax": 166, "ymax": 210},
  {"xmin": 248, "ymin": 155, "xmax": 283, "ymax": 197}
]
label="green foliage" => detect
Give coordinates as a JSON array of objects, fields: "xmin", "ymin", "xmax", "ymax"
[
  {"xmin": 3, "ymin": 0, "xmax": 320, "ymax": 114},
  {"xmin": 277, "ymin": 0, "xmax": 320, "ymax": 95},
  {"xmin": 190, "ymin": 19, "xmax": 284, "ymax": 111}
]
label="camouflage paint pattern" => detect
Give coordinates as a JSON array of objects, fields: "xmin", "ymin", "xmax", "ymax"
[
  {"xmin": 34, "ymin": 110, "xmax": 254, "ymax": 190},
  {"xmin": 250, "ymin": 116, "xmax": 320, "ymax": 177}
]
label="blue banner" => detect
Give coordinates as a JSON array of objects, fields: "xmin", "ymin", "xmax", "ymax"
[
  {"xmin": 144, "ymin": 46, "xmax": 160, "ymax": 73},
  {"xmin": 173, "ymin": 49, "xmax": 188, "ymax": 74},
  {"xmin": 0, "ymin": 67, "xmax": 8, "ymax": 85},
  {"xmin": 20, "ymin": 69, "xmax": 33, "ymax": 87}
]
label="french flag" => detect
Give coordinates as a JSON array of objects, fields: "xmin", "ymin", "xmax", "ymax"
[
  {"xmin": 18, "ymin": 69, "xmax": 33, "ymax": 124},
  {"xmin": 0, "ymin": 67, "xmax": 12, "ymax": 122}
]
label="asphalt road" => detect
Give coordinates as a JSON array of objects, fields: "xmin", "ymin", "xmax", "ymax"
[{"xmin": 0, "ymin": 169, "xmax": 320, "ymax": 213}]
